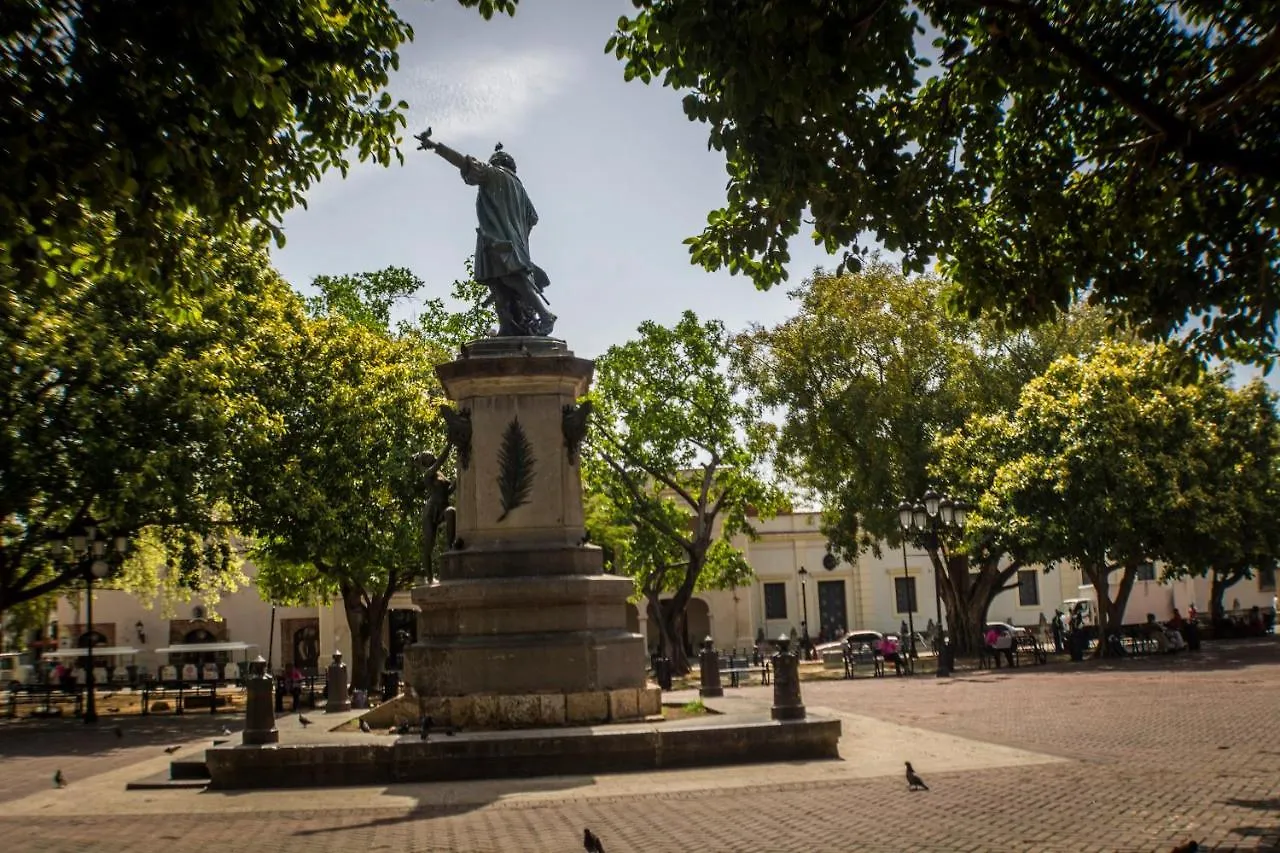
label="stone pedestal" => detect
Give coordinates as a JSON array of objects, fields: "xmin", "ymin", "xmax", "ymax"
[
  {"xmin": 325, "ymin": 651, "xmax": 350, "ymax": 713},
  {"xmin": 242, "ymin": 656, "xmax": 279, "ymax": 745},
  {"xmin": 407, "ymin": 338, "xmax": 647, "ymax": 726}
]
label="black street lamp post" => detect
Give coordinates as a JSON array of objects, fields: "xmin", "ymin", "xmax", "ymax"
[
  {"xmin": 900, "ymin": 489, "xmax": 969, "ymax": 678},
  {"xmin": 52, "ymin": 524, "xmax": 129, "ymax": 724},
  {"xmin": 798, "ymin": 566, "xmax": 811, "ymax": 660},
  {"xmin": 894, "ymin": 502, "xmax": 918, "ymax": 661}
]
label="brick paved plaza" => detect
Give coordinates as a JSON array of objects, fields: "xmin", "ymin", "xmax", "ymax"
[{"xmin": 1, "ymin": 638, "xmax": 1276, "ymax": 853}]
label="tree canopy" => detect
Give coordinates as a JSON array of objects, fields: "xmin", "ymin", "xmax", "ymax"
[
  {"xmin": 936, "ymin": 342, "xmax": 1280, "ymax": 650},
  {"xmin": 0, "ymin": 223, "xmax": 298, "ymax": 614},
  {"xmin": 584, "ymin": 311, "xmax": 784, "ymax": 671},
  {"xmin": 610, "ymin": 2, "xmax": 1280, "ymax": 361},
  {"xmin": 2, "ymin": 0, "xmax": 518, "ymax": 304},
  {"xmin": 733, "ymin": 263, "xmax": 1113, "ymax": 651}
]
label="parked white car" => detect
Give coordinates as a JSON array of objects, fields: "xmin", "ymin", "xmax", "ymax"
[{"xmin": 984, "ymin": 622, "xmax": 1029, "ymax": 649}]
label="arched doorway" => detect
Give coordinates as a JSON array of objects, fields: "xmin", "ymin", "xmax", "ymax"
[
  {"xmin": 685, "ymin": 599, "xmax": 711, "ymax": 652},
  {"xmin": 76, "ymin": 630, "xmax": 108, "ymax": 649},
  {"xmin": 291, "ymin": 623, "xmax": 320, "ymax": 672},
  {"xmin": 180, "ymin": 628, "xmax": 221, "ymax": 670}
]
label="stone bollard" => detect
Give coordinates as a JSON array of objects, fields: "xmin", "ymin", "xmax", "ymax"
[
  {"xmin": 698, "ymin": 636, "xmax": 723, "ymax": 698},
  {"xmin": 325, "ymin": 650, "xmax": 351, "ymax": 713},
  {"xmin": 242, "ymin": 656, "xmax": 279, "ymax": 745},
  {"xmin": 770, "ymin": 634, "xmax": 806, "ymax": 721}
]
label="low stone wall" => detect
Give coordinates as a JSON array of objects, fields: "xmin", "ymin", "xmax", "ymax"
[{"xmin": 205, "ymin": 716, "xmax": 841, "ymax": 789}]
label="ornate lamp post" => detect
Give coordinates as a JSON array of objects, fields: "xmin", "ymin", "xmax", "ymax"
[
  {"xmin": 895, "ymin": 501, "xmax": 919, "ymax": 660},
  {"xmin": 900, "ymin": 489, "xmax": 969, "ymax": 678},
  {"xmin": 797, "ymin": 565, "xmax": 811, "ymax": 660},
  {"xmin": 51, "ymin": 524, "xmax": 129, "ymax": 724}
]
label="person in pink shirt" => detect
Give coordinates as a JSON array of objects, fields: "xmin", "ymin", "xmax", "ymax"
[
  {"xmin": 984, "ymin": 627, "xmax": 1002, "ymax": 668},
  {"xmin": 881, "ymin": 634, "xmax": 903, "ymax": 675}
]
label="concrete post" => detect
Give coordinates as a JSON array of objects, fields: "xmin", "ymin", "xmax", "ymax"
[
  {"xmin": 325, "ymin": 650, "xmax": 351, "ymax": 713},
  {"xmin": 770, "ymin": 634, "xmax": 805, "ymax": 721},
  {"xmin": 242, "ymin": 656, "xmax": 279, "ymax": 745},
  {"xmin": 698, "ymin": 636, "xmax": 723, "ymax": 698}
]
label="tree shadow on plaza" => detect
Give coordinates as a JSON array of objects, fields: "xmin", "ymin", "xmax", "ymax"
[
  {"xmin": 0, "ymin": 711, "xmax": 246, "ymax": 759},
  {"xmin": 283, "ymin": 774, "xmax": 595, "ymax": 836},
  {"xmin": 1223, "ymin": 796, "xmax": 1280, "ymax": 812}
]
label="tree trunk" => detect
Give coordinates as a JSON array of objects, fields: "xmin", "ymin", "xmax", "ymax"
[
  {"xmin": 660, "ymin": 604, "xmax": 690, "ymax": 674},
  {"xmin": 1211, "ymin": 571, "xmax": 1227, "ymax": 624},
  {"xmin": 932, "ymin": 551, "xmax": 1018, "ymax": 657},
  {"xmin": 1210, "ymin": 568, "xmax": 1247, "ymax": 623},
  {"xmin": 1087, "ymin": 562, "xmax": 1139, "ymax": 657},
  {"xmin": 366, "ymin": 594, "xmax": 391, "ymax": 690},
  {"xmin": 340, "ymin": 583, "xmax": 373, "ymax": 691}
]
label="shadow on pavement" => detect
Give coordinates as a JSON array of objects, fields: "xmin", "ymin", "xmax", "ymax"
[
  {"xmin": 0, "ymin": 712, "xmax": 246, "ymax": 759},
  {"xmin": 281, "ymin": 774, "xmax": 594, "ymax": 835}
]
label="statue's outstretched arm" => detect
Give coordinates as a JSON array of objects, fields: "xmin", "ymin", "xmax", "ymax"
[{"xmin": 415, "ymin": 127, "xmax": 467, "ymax": 170}]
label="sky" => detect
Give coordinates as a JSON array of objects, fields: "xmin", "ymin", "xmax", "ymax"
[{"xmin": 272, "ymin": 0, "xmax": 834, "ymax": 360}]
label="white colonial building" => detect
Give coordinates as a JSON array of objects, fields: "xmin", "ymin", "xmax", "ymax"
[{"xmin": 644, "ymin": 511, "xmax": 1278, "ymax": 654}]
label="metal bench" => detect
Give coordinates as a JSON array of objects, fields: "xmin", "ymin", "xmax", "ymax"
[{"xmin": 721, "ymin": 664, "xmax": 771, "ymax": 687}]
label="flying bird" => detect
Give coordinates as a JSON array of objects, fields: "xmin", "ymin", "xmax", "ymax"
[
  {"xmin": 53, "ymin": 770, "xmax": 66, "ymax": 788},
  {"xmin": 359, "ymin": 719, "xmax": 372, "ymax": 733},
  {"xmin": 905, "ymin": 761, "xmax": 929, "ymax": 791},
  {"xmin": 298, "ymin": 714, "xmax": 313, "ymax": 728},
  {"xmin": 583, "ymin": 827, "xmax": 606, "ymax": 853},
  {"xmin": 164, "ymin": 746, "xmax": 182, "ymax": 755}
]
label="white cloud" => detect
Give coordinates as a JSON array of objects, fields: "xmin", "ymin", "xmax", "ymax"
[
  {"xmin": 296, "ymin": 49, "xmax": 575, "ymax": 207},
  {"xmin": 401, "ymin": 49, "xmax": 576, "ymax": 144}
]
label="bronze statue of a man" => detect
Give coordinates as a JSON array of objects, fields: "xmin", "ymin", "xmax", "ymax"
[{"xmin": 416, "ymin": 128, "xmax": 556, "ymax": 337}]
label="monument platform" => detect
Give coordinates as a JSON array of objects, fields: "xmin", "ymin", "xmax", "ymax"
[
  {"xmin": 203, "ymin": 711, "xmax": 841, "ymax": 789},
  {"xmin": 406, "ymin": 336, "xmax": 647, "ymax": 726}
]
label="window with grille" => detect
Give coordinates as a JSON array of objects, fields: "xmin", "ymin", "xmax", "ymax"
[{"xmin": 763, "ymin": 583, "xmax": 787, "ymax": 619}]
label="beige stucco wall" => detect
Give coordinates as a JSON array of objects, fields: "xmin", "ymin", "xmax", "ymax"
[{"xmin": 52, "ymin": 562, "xmax": 351, "ymax": 675}]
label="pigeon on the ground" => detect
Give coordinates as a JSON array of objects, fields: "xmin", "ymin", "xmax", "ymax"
[
  {"xmin": 298, "ymin": 714, "xmax": 313, "ymax": 727},
  {"xmin": 164, "ymin": 745, "xmax": 182, "ymax": 755},
  {"xmin": 221, "ymin": 726, "xmax": 232, "ymax": 736},
  {"xmin": 53, "ymin": 770, "xmax": 66, "ymax": 788},
  {"xmin": 583, "ymin": 828, "xmax": 606, "ymax": 853},
  {"xmin": 905, "ymin": 761, "xmax": 929, "ymax": 791},
  {"xmin": 359, "ymin": 719, "xmax": 372, "ymax": 733},
  {"xmin": 1171, "ymin": 842, "xmax": 1201, "ymax": 853}
]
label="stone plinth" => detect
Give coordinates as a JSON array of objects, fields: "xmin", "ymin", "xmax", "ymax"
[
  {"xmin": 205, "ymin": 714, "xmax": 842, "ymax": 789},
  {"xmin": 407, "ymin": 338, "xmax": 647, "ymax": 724}
]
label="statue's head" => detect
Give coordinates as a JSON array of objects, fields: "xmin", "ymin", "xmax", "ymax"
[{"xmin": 489, "ymin": 142, "xmax": 516, "ymax": 173}]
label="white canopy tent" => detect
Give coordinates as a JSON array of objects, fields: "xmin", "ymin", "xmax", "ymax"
[{"xmin": 42, "ymin": 646, "xmax": 141, "ymax": 659}]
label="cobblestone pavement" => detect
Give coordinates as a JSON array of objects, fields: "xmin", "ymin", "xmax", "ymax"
[{"xmin": 1, "ymin": 639, "xmax": 1277, "ymax": 853}]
